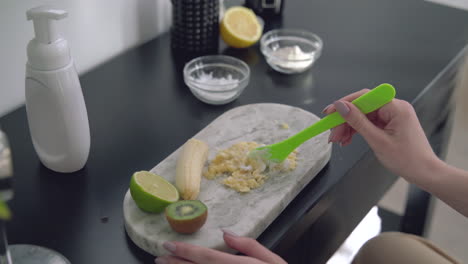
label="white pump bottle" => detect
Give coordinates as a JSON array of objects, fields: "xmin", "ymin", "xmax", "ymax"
[{"xmin": 25, "ymin": 6, "xmax": 90, "ymax": 173}]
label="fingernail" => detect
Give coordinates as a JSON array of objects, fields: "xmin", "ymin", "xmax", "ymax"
[
  {"xmin": 334, "ymin": 101, "xmax": 350, "ymax": 117},
  {"xmin": 222, "ymin": 229, "xmax": 239, "ymax": 237},
  {"xmin": 155, "ymin": 257, "xmax": 168, "ymax": 264},
  {"xmin": 322, "ymin": 104, "xmax": 333, "ymax": 113},
  {"xmin": 163, "ymin": 242, "xmax": 176, "ymax": 253}
]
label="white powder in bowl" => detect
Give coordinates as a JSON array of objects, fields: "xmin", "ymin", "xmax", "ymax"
[
  {"xmin": 191, "ymin": 71, "xmax": 239, "ymax": 102},
  {"xmin": 268, "ymin": 45, "xmax": 315, "ymax": 72}
]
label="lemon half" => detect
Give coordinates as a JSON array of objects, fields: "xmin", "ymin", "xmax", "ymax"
[{"xmin": 221, "ymin": 6, "xmax": 262, "ymax": 48}]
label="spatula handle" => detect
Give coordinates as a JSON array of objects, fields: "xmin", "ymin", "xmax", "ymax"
[
  {"xmin": 350, "ymin": 83, "xmax": 396, "ymax": 113},
  {"xmin": 287, "ymin": 83, "xmax": 396, "ymax": 148},
  {"xmin": 323, "ymin": 83, "xmax": 396, "ymax": 126}
]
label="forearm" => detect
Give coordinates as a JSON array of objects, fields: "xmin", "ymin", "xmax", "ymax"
[{"xmin": 415, "ymin": 158, "xmax": 468, "ymax": 217}]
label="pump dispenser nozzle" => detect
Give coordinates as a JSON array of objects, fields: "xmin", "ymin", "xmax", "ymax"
[
  {"xmin": 27, "ymin": 6, "xmax": 67, "ymax": 44},
  {"xmin": 26, "ymin": 6, "xmax": 70, "ymax": 70}
]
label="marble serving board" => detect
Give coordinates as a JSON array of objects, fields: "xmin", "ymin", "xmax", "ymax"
[{"xmin": 123, "ymin": 103, "xmax": 332, "ymax": 256}]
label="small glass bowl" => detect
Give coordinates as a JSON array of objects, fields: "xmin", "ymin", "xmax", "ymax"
[
  {"xmin": 260, "ymin": 29, "xmax": 323, "ymax": 74},
  {"xmin": 183, "ymin": 55, "xmax": 250, "ymax": 105}
]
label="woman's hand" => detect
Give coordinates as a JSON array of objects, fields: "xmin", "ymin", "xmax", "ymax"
[
  {"xmin": 323, "ymin": 89, "xmax": 442, "ymax": 183},
  {"xmin": 324, "ymin": 89, "xmax": 468, "ymax": 217},
  {"xmin": 155, "ymin": 230, "xmax": 287, "ymax": 264}
]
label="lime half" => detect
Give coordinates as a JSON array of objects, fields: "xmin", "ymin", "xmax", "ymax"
[{"xmin": 130, "ymin": 171, "xmax": 179, "ymax": 213}]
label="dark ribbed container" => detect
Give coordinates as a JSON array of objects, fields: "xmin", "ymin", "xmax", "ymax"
[{"xmin": 171, "ymin": 0, "xmax": 219, "ymax": 55}]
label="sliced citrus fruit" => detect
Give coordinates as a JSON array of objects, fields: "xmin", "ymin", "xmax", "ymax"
[
  {"xmin": 220, "ymin": 6, "xmax": 262, "ymax": 48},
  {"xmin": 129, "ymin": 171, "xmax": 179, "ymax": 213}
]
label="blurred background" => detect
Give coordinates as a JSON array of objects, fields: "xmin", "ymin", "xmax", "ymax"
[{"xmin": 0, "ymin": 0, "xmax": 172, "ymax": 117}]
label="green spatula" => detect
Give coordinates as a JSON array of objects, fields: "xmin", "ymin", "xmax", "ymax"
[{"xmin": 250, "ymin": 83, "xmax": 396, "ymax": 163}]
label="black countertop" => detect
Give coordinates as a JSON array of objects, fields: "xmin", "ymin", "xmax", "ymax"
[{"xmin": 1, "ymin": 0, "xmax": 468, "ymax": 263}]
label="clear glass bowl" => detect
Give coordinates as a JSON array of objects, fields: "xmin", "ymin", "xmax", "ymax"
[
  {"xmin": 183, "ymin": 55, "xmax": 250, "ymax": 105},
  {"xmin": 260, "ymin": 29, "xmax": 323, "ymax": 74}
]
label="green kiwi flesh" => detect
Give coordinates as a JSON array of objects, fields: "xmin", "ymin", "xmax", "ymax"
[{"xmin": 165, "ymin": 200, "xmax": 208, "ymax": 234}]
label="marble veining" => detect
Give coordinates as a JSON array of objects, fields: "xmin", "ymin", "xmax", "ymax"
[{"xmin": 123, "ymin": 103, "xmax": 332, "ymax": 256}]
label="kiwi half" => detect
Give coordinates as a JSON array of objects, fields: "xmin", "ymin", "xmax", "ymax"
[{"xmin": 165, "ymin": 200, "xmax": 208, "ymax": 234}]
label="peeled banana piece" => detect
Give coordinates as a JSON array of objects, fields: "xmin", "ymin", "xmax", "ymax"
[{"xmin": 176, "ymin": 138, "xmax": 209, "ymax": 200}]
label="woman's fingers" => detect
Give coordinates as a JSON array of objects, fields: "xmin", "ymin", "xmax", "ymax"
[
  {"xmin": 322, "ymin": 89, "xmax": 370, "ymax": 114},
  {"xmin": 329, "ymin": 125, "xmax": 345, "ymax": 143},
  {"xmin": 340, "ymin": 130, "xmax": 355, "ymax": 146},
  {"xmin": 333, "ymin": 100, "xmax": 388, "ymax": 150},
  {"xmin": 222, "ymin": 230, "xmax": 287, "ymax": 264},
  {"xmin": 160, "ymin": 230, "xmax": 287, "ymax": 264},
  {"xmin": 329, "ymin": 124, "xmax": 356, "ymax": 144},
  {"xmin": 162, "ymin": 240, "xmax": 264, "ymax": 264},
  {"xmin": 161, "ymin": 241, "xmax": 243, "ymax": 264},
  {"xmin": 323, "ymin": 89, "xmax": 371, "ymax": 146}
]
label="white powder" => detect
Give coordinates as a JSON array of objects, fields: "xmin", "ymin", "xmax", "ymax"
[
  {"xmin": 269, "ymin": 45, "xmax": 314, "ymax": 71},
  {"xmin": 192, "ymin": 71, "xmax": 239, "ymax": 102},
  {"xmin": 195, "ymin": 71, "xmax": 238, "ymax": 89}
]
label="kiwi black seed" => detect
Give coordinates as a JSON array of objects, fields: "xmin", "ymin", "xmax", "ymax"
[{"xmin": 165, "ymin": 200, "xmax": 208, "ymax": 234}]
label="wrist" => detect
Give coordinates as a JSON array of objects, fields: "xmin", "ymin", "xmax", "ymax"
[{"xmin": 411, "ymin": 155, "xmax": 449, "ymax": 190}]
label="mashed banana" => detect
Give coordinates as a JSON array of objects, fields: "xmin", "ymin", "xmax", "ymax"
[{"xmin": 204, "ymin": 142, "xmax": 297, "ymax": 192}]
